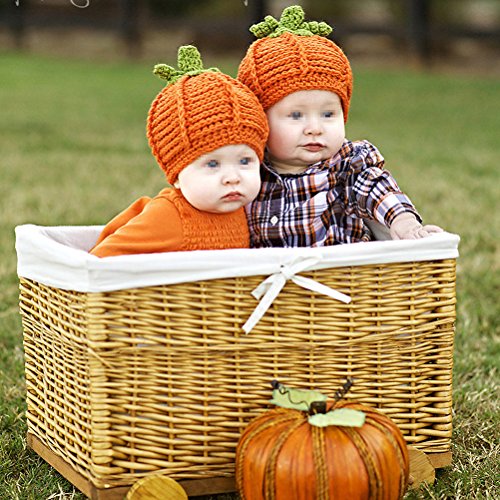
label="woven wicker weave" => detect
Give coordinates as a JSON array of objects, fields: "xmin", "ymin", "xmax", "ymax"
[{"xmin": 19, "ymin": 258, "xmax": 456, "ymax": 489}]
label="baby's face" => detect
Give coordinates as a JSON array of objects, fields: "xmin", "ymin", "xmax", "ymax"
[
  {"xmin": 175, "ymin": 144, "xmax": 261, "ymax": 214},
  {"xmin": 265, "ymin": 90, "xmax": 345, "ymax": 174}
]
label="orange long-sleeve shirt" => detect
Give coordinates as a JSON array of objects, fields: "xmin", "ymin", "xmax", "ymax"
[{"xmin": 90, "ymin": 188, "xmax": 250, "ymax": 257}]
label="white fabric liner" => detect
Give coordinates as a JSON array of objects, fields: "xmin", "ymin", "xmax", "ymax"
[{"xmin": 16, "ymin": 224, "xmax": 460, "ymax": 293}]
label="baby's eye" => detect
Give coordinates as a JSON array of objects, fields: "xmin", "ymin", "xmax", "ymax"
[
  {"xmin": 206, "ymin": 159, "xmax": 219, "ymax": 168},
  {"xmin": 239, "ymin": 157, "xmax": 252, "ymax": 166},
  {"xmin": 289, "ymin": 111, "xmax": 302, "ymax": 120},
  {"xmin": 322, "ymin": 111, "xmax": 334, "ymax": 118}
]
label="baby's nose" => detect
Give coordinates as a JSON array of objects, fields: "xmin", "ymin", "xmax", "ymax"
[
  {"xmin": 304, "ymin": 118, "xmax": 322, "ymax": 135},
  {"xmin": 222, "ymin": 166, "xmax": 241, "ymax": 184}
]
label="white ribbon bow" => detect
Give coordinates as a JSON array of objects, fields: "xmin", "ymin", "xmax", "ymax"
[{"xmin": 242, "ymin": 257, "xmax": 351, "ymax": 334}]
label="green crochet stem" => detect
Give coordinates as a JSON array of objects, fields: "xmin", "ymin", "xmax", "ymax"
[
  {"xmin": 250, "ymin": 4, "xmax": 332, "ymax": 39},
  {"xmin": 153, "ymin": 45, "xmax": 220, "ymax": 85}
]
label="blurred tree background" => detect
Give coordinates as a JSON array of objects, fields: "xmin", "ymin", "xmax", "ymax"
[{"xmin": 0, "ymin": 0, "xmax": 498, "ymax": 73}]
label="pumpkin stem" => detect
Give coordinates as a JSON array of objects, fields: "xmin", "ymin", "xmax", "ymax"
[
  {"xmin": 249, "ymin": 5, "xmax": 333, "ymax": 39},
  {"xmin": 153, "ymin": 45, "xmax": 220, "ymax": 85},
  {"xmin": 309, "ymin": 400, "xmax": 328, "ymax": 415}
]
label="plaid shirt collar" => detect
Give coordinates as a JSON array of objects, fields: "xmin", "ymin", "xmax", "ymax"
[
  {"xmin": 247, "ymin": 139, "xmax": 419, "ymax": 248},
  {"xmin": 261, "ymin": 139, "xmax": 351, "ymax": 178}
]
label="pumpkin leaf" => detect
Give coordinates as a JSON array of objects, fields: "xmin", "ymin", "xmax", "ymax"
[
  {"xmin": 308, "ymin": 408, "xmax": 366, "ymax": 428},
  {"xmin": 270, "ymin": 385, "xmax": 327, "ymax": 412}
]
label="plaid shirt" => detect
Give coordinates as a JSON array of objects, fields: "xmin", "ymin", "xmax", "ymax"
[{"xmin": 246, "ymin": 140, "xmax": 420, "ymax": 248}]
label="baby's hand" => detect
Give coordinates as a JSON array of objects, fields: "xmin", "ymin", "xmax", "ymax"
[{"xmin": 389, "ymin": 213, "xmax": 443, "ymax": 240}]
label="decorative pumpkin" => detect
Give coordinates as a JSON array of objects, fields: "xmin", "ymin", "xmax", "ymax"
[{"xmin": 236, "ymin": 380, "xmax": 409, "ymax": 500}]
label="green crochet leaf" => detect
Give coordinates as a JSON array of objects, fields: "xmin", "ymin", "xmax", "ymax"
[
  {"xmin": 306, "ymin": 20, "xmax": 332, "ymax": 36},
  {"xmin": 308, "ymin": 408, "xmax": 366, "ymax": 428},
  {"xmin": 270, "ymin": 383, "xmax": 327, "ymax": 412},
  {"xmin": 178, "ymin": 45, "xmax": 204, "ymax": 73},
  {"xmin": 153, "ymin": 45, "xmax": 220, "ymax": 85},
  {"xmin": 249, "ymin": 5, "xmax": 332, "ymax": 39},
  {"xmin": 280, "ymin": 3, "xmax": 305, "ymax": 30},
  {"xmin": 250, "ymin": 15, "xmax": 279, "ymax": 38},
  {"xmin": 153, "ymin": 64, "xmax": 182, "ymax": 83}
]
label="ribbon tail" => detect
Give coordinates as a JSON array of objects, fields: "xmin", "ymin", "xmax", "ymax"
[
  {"xmin": 292, "ymin": 275, "xmax": 351, "ymax": 303},
  {"xmin": 251, "ymin": 275, "xmax": 274, "ymax": 300},
  {"xmin": 242, "ymin": 276, "xmax": 286, "ymax": 334}
]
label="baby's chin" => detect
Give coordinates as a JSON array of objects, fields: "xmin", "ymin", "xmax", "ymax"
[{"xmin": 303, "ymin": 151, "xmax": 332, "ymax": 165}]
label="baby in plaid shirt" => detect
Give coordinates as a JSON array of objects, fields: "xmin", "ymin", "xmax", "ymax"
[{"xmin": 238, "ymin": 5, "xmax": 442, "ymax": 248}]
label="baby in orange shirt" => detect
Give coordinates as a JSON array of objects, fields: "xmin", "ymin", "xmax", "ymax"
[{"xmin": 91, "ymin": 45, "xmax": 268, "ymax": 257}]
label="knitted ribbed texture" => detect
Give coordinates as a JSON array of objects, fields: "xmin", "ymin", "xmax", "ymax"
[
  {"xmin": 171, "ymin": 190, "xmax": 250, "ymax": 250},
  {"xmin": 147, "ymin": 46, "xmax": 269, "ymax": 184},
  {"xmin": 238, "ymin": 5, "xmax": 353, "ymax": 121}
]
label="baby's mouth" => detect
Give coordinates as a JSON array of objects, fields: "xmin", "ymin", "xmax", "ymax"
[
  {"xmin": 302, "ymin": 143, "xmax": 325, "ymax": 152},
  {"xmin": 222, "ymin": 191, "xmax": 243, "ymax": 201}
]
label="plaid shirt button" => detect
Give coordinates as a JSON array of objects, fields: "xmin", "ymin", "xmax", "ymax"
[{"xmin": 270, "ymin": 215, "xmax": 279, "ymax": 225}]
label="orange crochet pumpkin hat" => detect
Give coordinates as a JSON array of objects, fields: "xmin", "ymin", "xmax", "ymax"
[
  {"xmin": 238, "ymin": 5, "xmax": 353, "ymax": 121},
  {"xmin": 147, "ymin": 46, "xmax": 269, "ymax": 184}
]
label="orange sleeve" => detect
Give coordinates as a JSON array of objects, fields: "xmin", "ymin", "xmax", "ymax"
[
  {"xmin": 90, "ymin": 193, "xmax": 184, "ymax": 257},
  {"xmin": 92, "ymin": 196, "xmax": 152, "ymax": 248}
]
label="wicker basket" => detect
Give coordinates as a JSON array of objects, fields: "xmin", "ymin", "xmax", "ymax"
[{"xmin": 16, "ymin": 225, "xmax": 459, "ymax": 496}]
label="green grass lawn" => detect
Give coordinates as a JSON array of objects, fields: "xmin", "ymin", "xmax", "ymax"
[{"xmin": 0, "ymin": 52, "xmax": 498, "ymax": 499}]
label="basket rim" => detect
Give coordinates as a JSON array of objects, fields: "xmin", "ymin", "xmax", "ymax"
[{"xmin": 15, "ymin": 224, "xmax": 459, "ymax": 293}]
